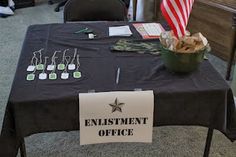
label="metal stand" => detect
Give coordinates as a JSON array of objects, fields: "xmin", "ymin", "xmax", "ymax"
[
  {"xmin": 203, "ymin": 128, "xmax": 214, "ymax": 157},
  {"xmin": 20, "ymin": 138, "xmax": 27, "ymax": 157}
]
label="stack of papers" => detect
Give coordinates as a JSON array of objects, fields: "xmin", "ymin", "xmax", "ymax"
[
  {"xmin": 133, "ymin": 23, "xmax": 165, "ymax": 39},
  {"xmin": 142, "ymin": 23, "xmax": 163, "ymax": 36},
  {"xmin": 109, "ymin": 25, "xmax": 132, "ymax": 37}
]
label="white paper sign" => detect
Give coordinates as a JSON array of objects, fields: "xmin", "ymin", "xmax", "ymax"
[
  {"xmin": 79, "ymin": 90, "xmax": 154, "ymax": 145},
  {"xmin": 109, "ymin": 26, "xmax": 132, "ymax": 36}
]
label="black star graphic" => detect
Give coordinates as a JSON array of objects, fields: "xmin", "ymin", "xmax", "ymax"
[{"xmin": 109, "ymin": 98, "xmax": 124, "ymax": 113}]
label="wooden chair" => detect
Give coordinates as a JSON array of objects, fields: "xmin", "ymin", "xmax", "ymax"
[{"xmin": 63, "ymin": 0, "xmax": 128, "ymax": 22}]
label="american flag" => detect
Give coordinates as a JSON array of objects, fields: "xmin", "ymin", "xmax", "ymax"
[{"xmin": 161, "ymin": 0, "xmax": 195, "ymax": 38}]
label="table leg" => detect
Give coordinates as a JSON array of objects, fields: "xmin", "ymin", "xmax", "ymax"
[
  {"xmin": 226, "ymin": 15, "xmax": 236, "ymax": 80},
  {"xmin": 203, "ymin": 128, "xmax": 213, "ymax": 157},
  {"xmin": 226, "ymin": 44, "xmax": 236, "ymax": 80},
  {"xmin": 20, "ymin": 138, "xmax": 27, "ymax": 157}
]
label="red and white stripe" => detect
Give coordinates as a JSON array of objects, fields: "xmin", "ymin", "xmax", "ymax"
[{"xmin": 161, "ymin": 0, "xmax": 195, "ymax": 38}]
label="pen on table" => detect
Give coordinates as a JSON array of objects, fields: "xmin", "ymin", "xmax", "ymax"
[
  {"xmin": 116, "ymin": 67, "xmax": 120, "ymax": 84},
  {"xmin": 74, "ymin": 28, "xmax": 88, "ymax": 34}
]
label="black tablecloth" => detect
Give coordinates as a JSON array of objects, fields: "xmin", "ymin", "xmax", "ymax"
[{"xmin": 1, "ymin": 22, "xmax": 236, "ymax": 156}]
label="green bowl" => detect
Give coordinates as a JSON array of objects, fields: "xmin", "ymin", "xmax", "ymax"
[{"xmin": 160, "ymin": 45, "xmax": 210, "ymax": 73}]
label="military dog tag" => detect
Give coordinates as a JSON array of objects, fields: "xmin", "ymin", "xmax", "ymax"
[
  {"xmin": 68, "ymin": 64, "xmax": 76, "ymax": 70},
  {"xmin": 49, "ymin": 73, "xmax": 57, "ymax": 80},
  {"xmin": 36, "ymin": 64, "xmax": 44, "ymax": 70},
  {"xmin": 26, "ymin": 73, "xmax": 35, "ymax": 81},
  {"xmin": 58, "ymin": 64, "xmax": 65, "ymax": 70},
  {"xmin": 39, "ymin": 73, "xmax": 47, "ymax": 80},
  {"xmin": 47, "ymin": 65, "xmax": 55, "ymax": 71},
  {"xmin": 27, "ymin": 65, "xmax": 35, "ymax": 72},
  {"xmin": 73, "ymin": 71, "xmax": 81, "ymax": 79},
  {"xmin": 61, "ymin": 72, "xmax": 69, "ymax": 79}
]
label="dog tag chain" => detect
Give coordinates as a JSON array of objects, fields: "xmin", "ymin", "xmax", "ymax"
[
  {"xmin": 68, "ymin": 48, "xmax": 77, "ymax": 70},
  {"xmin": 39, "ymin": 57, "xmax": 48, "ymax": 80},
  {"xmin": 58, "ymin": 49, "xmax": 69, "ymax": 70},
  {"xmin": 27, "ymin": 49, "xmax": 43, "ymax": 72},
  {"xmin": 61, "ymin": 56, "xmax": 70, "ymax": 79},
  {"xmin": 49, "ymin": 57, "xmax": 57, "ymax": 80},
  {"xmin": 47, "ymin": 51, "xmax": 60, "ymax": 71},
  {"xmin": 36, "ymin": 49, "xmax": 44, "ymax": 70},
  {"xmin": 73, "ymin": 54, "xmax": 82, "ymax": 79},
  {"xmin": 27, "ymin": 57, "xmax": 38, "ymax": 81}
]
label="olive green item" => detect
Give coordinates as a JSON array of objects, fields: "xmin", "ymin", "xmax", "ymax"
[
  {"xmin": 58, "ymin": 64, "xmax": 65, "ymax": 70},
  {"xmin": 27, "ymin": 74, "xmax": 35, "ymax": 81},
  {"xmin": 111, "ymin": 39, "xmax": 160, "ymax": 55},
  {"xmin": 160, "ymin": 44, "xmax": 211, "ymax": 73},
  {"xmin": 36, "ymin": 64, "xmax": 44, "ymax": 70},
  {"xmin": 49, "ymin": 73, "xmax": 57, "ymax": 80},
  {"xmin": 74, "ymin": 28, "xmax": 93, "ymax": 34},
  {"xmin": 73, "ymin": 71, "xmax": 81, "ymax": 79}
]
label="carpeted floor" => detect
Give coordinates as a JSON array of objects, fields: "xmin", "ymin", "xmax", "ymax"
[{"xmin": 0, "ymin": 1, "xmax": 235, "ymax": 157}]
